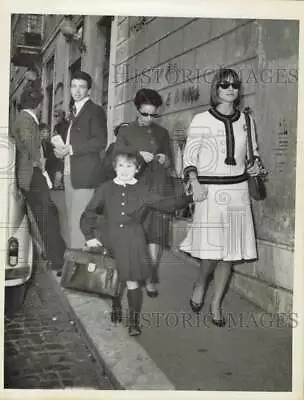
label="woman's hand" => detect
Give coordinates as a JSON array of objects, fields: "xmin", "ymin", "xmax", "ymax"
[
  {"xmin": 155, "ymin": 153, "xmax": 170, "ymax": 167},
  {"xmin": 247, "ymin": 159, "xmax": 260, "ymax": 177},
  {"xmin": 139, "ymin": 151, "xmax": 154, "ymax": 163},
  {"xmin": 191, "ymin": 180, "xmax": 208, "ymax": 202},
  {"xmin": 85, "ymin": 238, "xmax": 103, "ymax": 248}
]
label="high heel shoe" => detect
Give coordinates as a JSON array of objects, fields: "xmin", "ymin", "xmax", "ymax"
[
  {"xmin": 189, "ymin": 298, "xmax": 204, "ymax": 313},
  {"xmin": 189, "ymin": 285, "xmax": 204, "ymax": 313},
  {"xmin": 146, "ymin": 288, "xmax": 158, "ymax": 298},
  {"xmin": 145, "ymin": 282, "xmax": 158, "ymax": 298},
  {"xmin": 209, "ymin": 305, "xmax": 226, "ymax": 327}
]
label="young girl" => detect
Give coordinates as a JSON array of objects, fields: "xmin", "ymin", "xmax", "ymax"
[{"xmin": 80, "ymin": 146, "xmax": 192, "ymax": 336}]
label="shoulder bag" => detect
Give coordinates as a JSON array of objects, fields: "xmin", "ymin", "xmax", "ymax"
[{"xmin": 243, "ymin": 107, "xmax": 268, "ymax": 201}]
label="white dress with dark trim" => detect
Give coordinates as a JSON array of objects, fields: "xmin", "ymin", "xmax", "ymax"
[{"xmin": 180, "ymin": 108, "xmax": 258, "ymax": 261}]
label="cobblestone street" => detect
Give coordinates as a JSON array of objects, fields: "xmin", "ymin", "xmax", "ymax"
[{"xmin": 4, "ymin": 262, "xmax": 114, "ymax": 389}]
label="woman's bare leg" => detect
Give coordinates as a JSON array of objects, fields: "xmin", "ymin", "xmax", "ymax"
[
  {"xmin": 191, "ymin": 259, "xmax": 217, "ymax": 304},
  {"xmin": 210, "ymin": 261, "xmax": 232, "ymax": 320}
]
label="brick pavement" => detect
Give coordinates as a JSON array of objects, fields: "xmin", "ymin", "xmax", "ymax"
[{"xmin": 4, "ymin": 262, "xmax": 114, "ymax": 389}]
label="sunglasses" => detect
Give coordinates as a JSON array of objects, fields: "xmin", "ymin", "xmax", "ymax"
[
  {"xmin": 139, "ymin": 110, "xmax": 160, "ymax": 118},
  {"xmin": 218, "ymin": 81, "xmax": 241, "ymax": 90}
]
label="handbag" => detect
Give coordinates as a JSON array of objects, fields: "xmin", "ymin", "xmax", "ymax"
[
  {"xmin": 60, "ymin": 246, "xmax": 122, "ymax": 298},
  {"xmin": 243, "ymin": 108, "xmax": 268, "ymax": 201}
]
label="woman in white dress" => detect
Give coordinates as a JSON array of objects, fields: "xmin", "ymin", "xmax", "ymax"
[{"xmin": 180, "ymin": 68, "xmax": 261, "ymax": 327}]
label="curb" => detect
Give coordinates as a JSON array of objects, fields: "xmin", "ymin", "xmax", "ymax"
[{"xmin": 49, "ymin": 270, "xmax": 175, "ymax": 390}]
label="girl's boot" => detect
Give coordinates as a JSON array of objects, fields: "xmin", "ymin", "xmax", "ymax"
[
  {"xmin": 111, "ymin": 296, "xmax": 122, "ymax": 323},
  {"xmin": 111, "ymin": 284, "xmax": 124, "ymax": 323},
  {"xmin": 127, "ymin": 288, "xmax": 143, "ymax": 336}
]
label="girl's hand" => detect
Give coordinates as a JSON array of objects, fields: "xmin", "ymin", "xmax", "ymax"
[
  {"xmin": 85, "ymin": 238, "xmax": 103, "ymax": 248},
  {"xmin": 54, "ymin": 171, "xmax": 63, "ymax": 188},
  {"xmin": 139, "ymin": 151, "xmax": 154, "ymax": 163},
  {"xmin": 247, "ymin": 158, "xmax": 260, "ymax": 177},
  {"xmin": 191, "ymin": 180, "xmax": 208, "ymax": 202},
  {"xmin": 54, "ymin": 145, "xmax": 69, "ymax": 159}
]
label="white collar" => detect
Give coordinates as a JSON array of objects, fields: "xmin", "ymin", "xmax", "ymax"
[
  {"xmin": 74, "ymin": 96, "xmax": 90, "ymax": 113},
  {"xmin": 113, "ymin": 177, "xmax": 138, "ymax": 187},
  {"xmin": 23, "ymin": 109, "xmax": 39, "ymax": 125}
]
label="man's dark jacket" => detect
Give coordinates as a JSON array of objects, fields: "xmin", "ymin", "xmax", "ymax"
[{"xmin": 69, "ymin": 99, "xmax": 107, "ymax": 189}]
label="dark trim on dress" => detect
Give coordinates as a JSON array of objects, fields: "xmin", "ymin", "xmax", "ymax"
[
  {"xmin": 183, "ymin": 165, "xmax": 198, "ymax": 180},
  {"xmin": 197, "ymin": 173, "xmax": 248, "ymax": 185},
  {"xmin": 208, "ymin": 107, "xmax": 241, "ymax": 166}
]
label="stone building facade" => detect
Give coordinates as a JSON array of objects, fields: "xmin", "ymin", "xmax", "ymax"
[{"xmin": 10, "ymin": 15, "xmax": 299, "ymax": 314}]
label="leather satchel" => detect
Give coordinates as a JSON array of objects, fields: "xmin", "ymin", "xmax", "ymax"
[
  {"xmin": 244, "ymin": 108, "xmax": 268, "ymax": 201},
  {"xmin": 60, "ymin": 247, "xmax": 122, "ymax": 298}
]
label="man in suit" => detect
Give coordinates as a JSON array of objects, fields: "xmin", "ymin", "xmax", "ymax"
[
  {"xmin": 11, "ymin": 84, "xmax": 66, "ymax": 271},
  {"xmin": 54, "ymin": 71, "xmax": 107, "ymax": 248}
]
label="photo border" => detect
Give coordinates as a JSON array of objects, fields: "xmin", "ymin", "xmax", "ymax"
[{"xmin": 1, "ymin": 1, "xmax": 303, "ymax": 399}]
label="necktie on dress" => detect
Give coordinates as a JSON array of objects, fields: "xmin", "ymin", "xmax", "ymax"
[{"xmin": 208, "ymin": 107, "xmax": 240, "ymax": 166}]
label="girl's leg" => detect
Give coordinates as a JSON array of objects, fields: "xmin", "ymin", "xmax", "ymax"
[
  {"xmin": 210, "ymin": 261, "xmax": 233, "ymax": 324},
  {"xmin": 126, "ymin": 281, "xmax": 143, "ymax": 336},
  {"xmin": 111, "ymin": 283, "xmax": 125, "ymax": 324},
  {"xmin": 146, "ymin": 243, "xmax": 162, "ymax": 297},
  {"xmin": 190, "ymin": 260, "xmax": 217, "ymax": 309}
]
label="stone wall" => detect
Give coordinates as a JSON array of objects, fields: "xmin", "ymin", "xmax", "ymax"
[{"xmin": 112, "ymin": 16, "xmax": 299, "ymax": 312}]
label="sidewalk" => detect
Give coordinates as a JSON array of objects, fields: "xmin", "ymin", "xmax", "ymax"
[{"xmin": 52, "ymin": 248, "xmax": 292, "ymax": 392}]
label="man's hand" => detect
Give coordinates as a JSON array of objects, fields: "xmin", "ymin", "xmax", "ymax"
[{"xmin": 139, "ymin": 151, "xmax": 154, "ymax": 163}]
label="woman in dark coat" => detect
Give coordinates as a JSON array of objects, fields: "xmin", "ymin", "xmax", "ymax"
[{"xmin": 114, "ymin": 88, "xmax": 174, "ymax": 297}]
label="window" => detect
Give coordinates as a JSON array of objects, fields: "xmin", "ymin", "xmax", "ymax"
[{"xmin": 26, "ymin": 15, "xmax": 41, "ymax": 32}]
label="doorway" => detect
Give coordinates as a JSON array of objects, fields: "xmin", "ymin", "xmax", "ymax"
[{"xmin": 45, "ymin": 55, "xmax": 54, "ymax": 129}]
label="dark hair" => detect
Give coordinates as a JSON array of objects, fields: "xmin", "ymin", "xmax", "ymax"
[
  {"xmin": 114, "ymin": 122, "xmax": 129, "ymax": 137},
  {"xmin": 112, "ymin": 149, "xmax": 142, "ymax": 170},
  {"xmin": 39, "ymin": 123, "xmax": 49, "ymax": 131},
  {"xmin": 19, "ymin": 86, "xmax": 43, "ymax": 110},
  {"xmin": 134, "ymin": 88, "xmax": 163, "ymax": 109},
  {"xmin": 70, "ymin": 71, "xmax": 92, "ymax": 89},
  {"xmin": 210, "ymin": 68, "xmax": 242, "ymax": 109}
]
